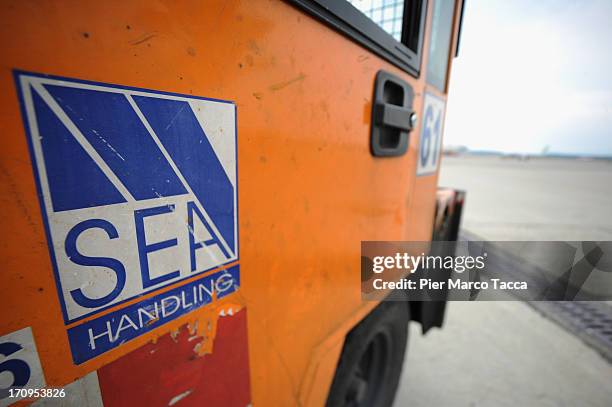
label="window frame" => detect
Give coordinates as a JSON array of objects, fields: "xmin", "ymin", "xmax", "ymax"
[
  {"xmin": 288, "ymin": 0, "xmax": 428, "ymax": 77},
  {"xmin": 425, "ymin": 0, "xmax": 459, "ymax": 92}
]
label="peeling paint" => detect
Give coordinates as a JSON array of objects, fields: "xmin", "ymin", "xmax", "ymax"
[
  {"xmin": 168, "ymin": 389, "xmax": 192, "ymax": 406},
  {"xmin": 184, "ymin": 297, "xmax": 244, "ymax": 357},
  {"xmin": 96, "ymin": 304, "xmax": 251, "ymax": 405},
  {"xmin": 143, "ymin": 285, "xmax": 244, "ymax": 359}
]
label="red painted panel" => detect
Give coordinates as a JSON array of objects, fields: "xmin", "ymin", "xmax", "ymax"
[{"xmin": 97, "ymin": 309, "xmax": 251, "ymax": 407}]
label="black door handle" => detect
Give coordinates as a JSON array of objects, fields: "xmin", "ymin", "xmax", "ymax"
[
  {"xmin": 373, "ymin": 103, "xmax": 415, "ymax": 131},
  {"xmin": 370, "ymin": 71, "xmax": 416, "ymax": 157}
]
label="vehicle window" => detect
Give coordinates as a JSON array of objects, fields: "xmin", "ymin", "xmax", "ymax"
[
  {"xmin": 426, "ymin": 0, "xmax": 455, "ymax": 91},
  {"xmin": 348, "ymin": 0, "xmax": 405, "ymax": 41}
]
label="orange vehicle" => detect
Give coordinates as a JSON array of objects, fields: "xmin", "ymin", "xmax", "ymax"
[{"xmin": 0, "ymin": 0, "xmax": 464, "ymax": 406}]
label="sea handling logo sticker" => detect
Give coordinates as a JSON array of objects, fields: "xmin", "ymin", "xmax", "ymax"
[{"xmin": 15, "ymin": 71, "xmax": 239, "ymax": 363}]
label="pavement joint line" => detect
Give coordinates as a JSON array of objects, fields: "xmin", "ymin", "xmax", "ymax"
[{"xmin": 457, "ymin": 231, "xmax": 612, "ymax": 364}]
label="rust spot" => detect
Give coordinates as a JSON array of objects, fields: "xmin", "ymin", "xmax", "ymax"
[
  {"xmin": 247, "ymin": 40, "xmax": 262, "ymax": 56},
  {"xmin": 187, "ymin": 47, "xmax": 196, "ymax": 57},
  {"xmin": 82, "ymin": 32, "xmax": 90, "ymax": 39},
  {"xmin": 252, "ymin": 92, "xmax": 263, "ymax": 100}
]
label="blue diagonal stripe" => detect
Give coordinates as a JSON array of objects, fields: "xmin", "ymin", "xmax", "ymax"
[
  {"xmin": 133, "ymin": 96, "xmax": 235, "ymax": 254},
  {"xmin": 32, "ymin": 88, "xmax": 127, "ymax": 211},
  {"xmin": 44, "ymin": 85, "xmax": 188, "ymax": 201}
]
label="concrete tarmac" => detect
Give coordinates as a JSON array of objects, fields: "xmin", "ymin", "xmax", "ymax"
[
  {"xmin": 394, "ymin": 155, "xmax": 612, "ymax": 407},
  {"xmin": 438, "ymin": 155, "xmax": 612, "ymax": 241},
  {"xmin": 394, "ymin": 301, "xmax": 612, "ymax": 407}
]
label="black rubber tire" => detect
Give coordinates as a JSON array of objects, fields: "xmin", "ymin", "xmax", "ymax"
[{"xmin": 326, "ymin": 300, "xmax": 409, "ymax": 407}]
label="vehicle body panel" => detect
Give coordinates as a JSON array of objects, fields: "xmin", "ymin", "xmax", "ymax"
[{"xmin": 0, "ymin": 0, "xmax": 463, "ymax": 405}]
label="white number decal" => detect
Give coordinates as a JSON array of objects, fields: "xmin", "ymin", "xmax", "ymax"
[
  {"xmin": 417, "ymin": 93, "xmax": 446, "ymax": 176},
  {"xmin": 0, "ymin": 327, "xmax": 45, "ymax": 406}
]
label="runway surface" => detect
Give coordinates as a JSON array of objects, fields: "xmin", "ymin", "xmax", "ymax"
[{"xmin": 394, "ymin": 155, "xmax": 612, "ymax": 407}]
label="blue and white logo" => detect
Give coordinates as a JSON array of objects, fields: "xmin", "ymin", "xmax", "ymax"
[
  {"xmin": 417, "ymin": 92, "xmax": 445, "ymax": 176},
  {"xmin": 16, "ymin": 72, "xmax": 238, "ymax": 324}
]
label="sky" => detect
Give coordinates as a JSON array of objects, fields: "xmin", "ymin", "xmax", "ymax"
[{"xmin": 443, "ymin": 0, "xmax": 612, "ymax": 156}]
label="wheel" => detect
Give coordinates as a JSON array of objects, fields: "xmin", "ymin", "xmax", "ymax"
[{"xmin": 326, "ymin": 300, "xmax": 409, "ymax": 407}]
